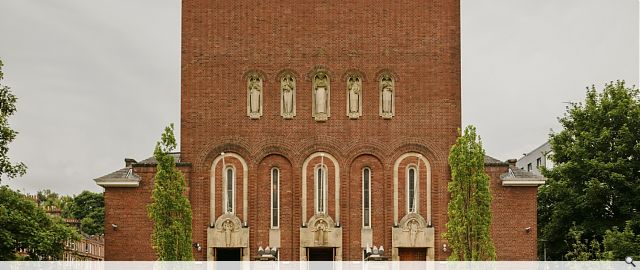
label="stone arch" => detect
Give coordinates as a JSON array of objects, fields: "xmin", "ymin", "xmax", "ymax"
[
  {"xmin": 393, "ymin": 152, "xmax": 432, "ymax": 226},
  {"xmin": 210, "ymin": 152, "xmax": 249, "ymax": 226},
  {"xmin": 301, "ymin": 151, "xmax": 341, "ymax": 226}
]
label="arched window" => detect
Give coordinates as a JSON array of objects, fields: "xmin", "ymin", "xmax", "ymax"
[
  {"xmin": 271, "ymin": 168, "xmax": 280, "ymax": 228},
  {"xmin": 225, "ymin": 166, "xmax": 235, "ymax": 213},
  {"xmin": 407, "ymin": 166, "xmax": 417, "ymax": 213},
  {"xmin": 362, "ymin": 167, "xmax": 371, "ymax": 228},
  {"xmin": 315, "ymin": 165, "xmax": 327, "ymax": 213}
]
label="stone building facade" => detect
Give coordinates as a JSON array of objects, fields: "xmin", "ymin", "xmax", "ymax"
[{"xmin": 95, "ymin": 0, "xmax": 544, "ymax": 261}]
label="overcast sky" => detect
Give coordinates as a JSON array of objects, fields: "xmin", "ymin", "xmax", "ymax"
[{"xmin": 0, "ymin": 0, "xmax": 638, "ymax": 195}]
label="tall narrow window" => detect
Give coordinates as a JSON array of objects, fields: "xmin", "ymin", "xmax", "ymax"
[
  {"xmin": 271, "ymin": 168, "xmax": 280, "ymax": 228},
  {"xmin": 316, "ymin": 166, "xmax": 327, "ymax": 213},
  {"xmin": 408, "ymin": 167, "xmax": 417, "ymax": 213},
  {"xmin": 363, "ymin": 167, "xmax": 371, "ymax": 228},
  {"xmin": 225, "ymin": 167, "xmax": 235, "ymax": 213}
]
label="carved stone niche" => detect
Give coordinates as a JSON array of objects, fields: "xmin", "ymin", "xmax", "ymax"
[
  {"xmin": 379, "ymin": 74, "xmax": 395, "ymax": 119},
  {"xmin": 346, "ymin": 74, "xmax": 363, "ymax": 119},
  {"xmin": 280, "ymin": 73, "xmax": 296, "ymax": 119},
  {"xmin": 391, "ymin": 213, "xmax": 434, "ymax": 260},
  {"xmin": 311, "ymin": 71, "xmax": 330, "ymax": 122},
  {"xmin": 207, "ymin": 213, "xmax": 250, "ymax": 260},
  {"xmin": 300, "ymin": 213, "xmax": 343, "ymax": 260},
  {"xmin": 246, "ymin": 73, "xmax": 263, "ymax": 119}
]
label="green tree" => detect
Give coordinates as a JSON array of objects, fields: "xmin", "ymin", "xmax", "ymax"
[
  {"xmin": 538, "ymin": 81, "xmax": 640, "ymax": 260},
  {"xmin": 147, "ymin": 124, "xmax": 193, "ymax": 260},
  {"xmin": 602, "ymin": 220, "xmax": 640, "ymax": 260},
  {"xmin": 565, "ymin": 224, "xmax": 604, "ymax": 261},
  {"xmin": 444, "ymin": 125, "xmax": 496, "ymax": 260},
  {"xmin": 0, "ymin": 59, "xmax": 27, "ymax": 183},
  {"xmin": 0, "ymin": 186, "xmax": 78, "ymax": 260}
]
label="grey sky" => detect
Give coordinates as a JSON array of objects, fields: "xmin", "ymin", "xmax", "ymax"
[{"xmin": 0, "ymin": 0, "xmax": 638, "ymax": 195}]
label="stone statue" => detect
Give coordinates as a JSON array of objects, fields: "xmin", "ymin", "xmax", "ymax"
[
  {"xmin": 281, "ymin": 74, "xmax": 295, "ymax": 118},
  {"xmin": 248, "ymin": 76, "xmax": 262, "ymax": 114},
  {"xmin": 220, "ymin": 219, "xmax": 235, "ymax": 247},
  {"xmin": 347, "ymin": 76, "xmax": 361, "ymax": 116},
  {"xmin": 402, "ymin": 219, "xmax": 422, "ymax": 247},
  {"xmin": 312, "ymin": 219, "xmax": 330, "ymax": 245},
  {"xmin": 381, "ymin": 76, "xmax": 393, "ymax": 115},
  {"xmin": 313, "ymin": 73, "xmax": 329, "ymax": 120}
]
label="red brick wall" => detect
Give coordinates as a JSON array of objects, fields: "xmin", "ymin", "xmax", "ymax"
[
  {"xmin": 103, "ymin": 165, "xmax": 191, "ymax": 261},
  {"xmin": 181, "ymin": 0, "xmax": 461, "ymax": 261},
  {"xmin": 487, "ymin": 165, "xmax": 539, "ymax": 260}
]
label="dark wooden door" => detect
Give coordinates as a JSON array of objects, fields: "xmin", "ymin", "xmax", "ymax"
[
  {"xmin": 216, "ymin": 248, "xmax": 241, "ymax": 261},
  {"xmin": 307, "ymin": 248, "xmax": 334, "ymax": 261},
  {"xmin": 398, "ymin": 248, "xmax": 427, "ymax": 261}
]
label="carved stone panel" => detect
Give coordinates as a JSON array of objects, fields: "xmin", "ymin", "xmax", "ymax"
[
  {"xmin": 300, "ymin": 214, "xmax": 342, "ymax": 248},
  {"xmin": 208, "ymin": 213, "xmax": 249, "ymax": 248},
  {"xmin": 300, "ymin": 213, "xmax": 343, "ymax": 261},
  {"xmin": 379, "ymin": 74, "xmax": 395, "ymax": 119},
  {"xmin": 280, "ymin": 73, "xmax": 296, "ymax": 119},
  {"xmin": 312, "ymin": 72, "xmax": 330, "ymax": 121},
  {"xmin": 392, "ymin": 213, "xmax": 434, "ymax": 246},
  {"xmin": 346, "ymin": 75, "xmax": 362, "ymax": 119},
  {"xmin": 247, "ymin": 73, "xmax": 263, "ymax": 119}
]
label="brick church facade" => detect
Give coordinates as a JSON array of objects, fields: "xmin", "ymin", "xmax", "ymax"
[{"xmin": 94, "ymin": 0, "xmax": 545, "ymax": 261}]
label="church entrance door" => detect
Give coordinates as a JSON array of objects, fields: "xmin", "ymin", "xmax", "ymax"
[
  {"xmin": 398, "ymin": 248, "xmax": 427, "ymax": 261},
  {"xmin": 216, "ymin": 248, "xmax": 242, "ymax": 261},
  {"xmin": 307, "ymin": 247, "xmax": 334, "ymax": 261}
]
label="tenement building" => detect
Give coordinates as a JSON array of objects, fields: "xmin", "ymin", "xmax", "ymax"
[{"xmin": 94, "ymin": 0, "xmax": 545, "ymax": 261}]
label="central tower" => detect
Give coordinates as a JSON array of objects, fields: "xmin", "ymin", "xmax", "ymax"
[{"xmin": 180, "ymin": 0, "xmax": 461, "ymax": 261}]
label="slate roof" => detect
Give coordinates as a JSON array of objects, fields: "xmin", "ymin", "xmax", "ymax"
[
  {"xmin": 484, "ymin": 155, "xmax": 507, "ymax": 166},
  {"xmin": 137, "ymin": 152, "xmax": 182, "ymax": 164},
  {"xmin": 501, "ymin": 165, "xmax": 546, "ymax": 181},
  {"xmin": 94, "ymin": 167, "xmax": 140, "ymax": 182}
]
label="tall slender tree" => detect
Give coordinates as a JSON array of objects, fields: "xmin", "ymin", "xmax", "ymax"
[
  {"xmin": 444, "ymin": 125, "xmax": 496, "ymax": 260},
  {"xmin": 0, "ymin": 59, "xmax": 26, "ymax": 183},
  {"xmin": 147, "ymin": 124, "xmax": 193, "ymax": 260}
]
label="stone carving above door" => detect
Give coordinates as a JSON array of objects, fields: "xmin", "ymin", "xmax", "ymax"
[
  {"xmin": 392, "ymin": 213, "xmax": 433, "ymax": 248},
  {"xmin": 208, "ymin": 213, "xmax": 249, "ymax": 248},
  {"xmin": 300, "ymin": 213, "xmax": 342, "ymax": 248}
]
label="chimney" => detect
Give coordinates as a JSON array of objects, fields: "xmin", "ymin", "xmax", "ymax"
[
  {"xmin": 507, "ymin": 159, "xmax": 517, "ymax": 167},
  {"xmin": 125, "ymin": 158, "xmax": 137, "ymax": 167}
]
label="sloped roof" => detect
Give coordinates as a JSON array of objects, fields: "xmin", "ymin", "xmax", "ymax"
[
  {"xmin": 484, "ymin": 155, "xmax": 507, "ymax": 166},
  {"xmin": 500, "ymin": 165, "xmax": 546, "ymax": 186},
  {"xmin": 137, "ymin": 152, "xmax": 182, "ymax": 165},
  {"xmin": 94, "ymin": 167, "xmax": 140, "ymax": 188}
]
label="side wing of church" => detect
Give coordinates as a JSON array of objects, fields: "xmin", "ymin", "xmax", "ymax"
[{"xmin": 94, "ymin": 0, "xmax": 544, "ymax": 261}]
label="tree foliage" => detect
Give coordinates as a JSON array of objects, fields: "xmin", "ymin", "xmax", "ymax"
[
  {"xmin": 0, "ymin": 59, "xmax": 27, "ymax": 183},
  {"xmin": 66, "ymin": 191, "xmax": 104, "ymax": 236},
  {"xmin": 602, "ymin": 220, "xmax": 640, "ymax": 260},
  {"xmin": 0, "ymin": 186, "xmax": 78, "ymax": 260},
  {"xmin": 147, "ymin": 124, "xmax": 193, "ymax": 260},
  {"xmin": 538, "ymin": 81, "xmax": 640, "ymax": 260},
  {"xmin": 444, "ymin": 125, "xmax": 496, "ymax": 260}
]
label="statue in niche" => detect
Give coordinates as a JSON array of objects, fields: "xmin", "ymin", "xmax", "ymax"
[
  {"xmin": 380, "ymin": 75, "xmax": 394, "ymax": 118},
  {"xmin": 219, "ymin": 219, "xmax": 236, "ymax": 247},
  {"xmin": 347, "ymin": 76, "xmax": 362, "ymax": 118},
  {"xmin": 281, "ymin": 74, "xmax": 295, "ymax": 118},
  {"xmin": 313, "ymin": 73, "xmax": 329, "ymax": 120},
  {"xmin": 247, "ymin": 75, "xmax": 262, "ymax": 118},
  {"xmin": 312, "ymin": 219, "xmax": 331, "ymax": 245},
  {"xmin": 402, "ymin": 219, "xmax": 423, "ymax": 247}
]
